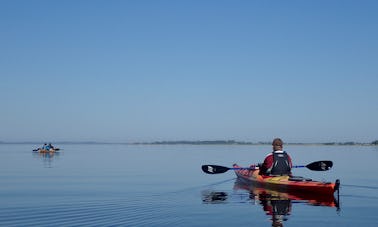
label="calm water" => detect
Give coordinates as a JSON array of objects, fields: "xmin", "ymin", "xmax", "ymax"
[{"xmin": 0, "ymin": 144, "xmax": 377, "ymax": 226}]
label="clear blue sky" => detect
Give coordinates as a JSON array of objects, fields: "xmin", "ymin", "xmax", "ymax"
[{"xmin": 1, "ymin": 0, "xmax": 377, "ymax": 143}]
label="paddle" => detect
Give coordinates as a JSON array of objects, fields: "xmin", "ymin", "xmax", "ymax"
[{"xmin": 202, "ymin": 160, "xmax": 333, "ymax": 174}]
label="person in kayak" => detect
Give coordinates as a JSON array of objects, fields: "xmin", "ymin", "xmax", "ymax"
[
  {"xmin": 41, "ymin": 143, "xmax": 48, "ymax": 150},
  {"xmin": 41, "ymin": 143, "xmax": 54, "ymax": 151},
  {"xmin": 258, "ymin": 138, "xmax": 293, "ymax": 176}
]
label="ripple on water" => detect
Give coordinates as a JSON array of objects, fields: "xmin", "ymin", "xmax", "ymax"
[{"xmin": 0, "ymin": 194, "xmax": 188, "ymax": 226}]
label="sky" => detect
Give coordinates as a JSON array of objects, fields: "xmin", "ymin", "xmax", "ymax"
[{"xmin": 0, "ymin": 0, "xmax": 377, "ymax": 143}]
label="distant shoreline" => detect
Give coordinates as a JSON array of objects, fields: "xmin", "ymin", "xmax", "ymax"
[{"xmin": 1, "ymin": 140, "xmax": 377, "ymax": 146}]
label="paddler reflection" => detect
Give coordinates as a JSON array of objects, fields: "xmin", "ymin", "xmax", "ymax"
[{"xmin": 256, "ymin": 191, "xmax": 291, "ymax": 227}]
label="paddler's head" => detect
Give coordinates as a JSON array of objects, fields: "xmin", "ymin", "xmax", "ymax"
[{"xmin": 272, "ymin": 138, "xmax": 283, "ymax": 151}]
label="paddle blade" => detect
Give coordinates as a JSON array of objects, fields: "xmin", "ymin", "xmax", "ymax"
[
  {"xmin": 306, "ymin": 160, "xmax": 333, "ymax": 171},
  {"xmin": 201, "ymin": 165, "xmax": 230, "ymax": 174}
]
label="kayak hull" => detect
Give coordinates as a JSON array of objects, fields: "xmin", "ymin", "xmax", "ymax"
[
  {"xmin": 234, "ymin": 179, "xmax": 339, "ymax": 208},
  {"xmin": 35, "ymin": 149, "xmax": 59, "ymax": 153},
  {"xmin": 233, "ymin": 164, "xmax": 339, "ymax": 195}
]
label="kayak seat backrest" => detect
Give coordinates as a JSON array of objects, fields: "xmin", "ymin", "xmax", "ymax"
[{"xmin": 289, "ymin": 176, "xmax": 312, "ymax": 182}]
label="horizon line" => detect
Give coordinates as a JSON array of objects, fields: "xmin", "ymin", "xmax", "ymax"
[{"xmin": 0, "ymin": 139, "xmax": 377, "ymax": 145}]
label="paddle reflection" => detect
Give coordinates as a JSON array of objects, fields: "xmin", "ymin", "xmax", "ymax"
[{"xmin": 202, "ymin": 190, "xmax": 228, "ymax": 203}]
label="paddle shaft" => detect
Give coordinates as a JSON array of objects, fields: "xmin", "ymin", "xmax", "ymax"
[
  {"xmin": 227, "ymin": 165, "xmax": 306, "ymax": 171},
  {"xmin": 202, "ymin": 161, "xmax": 333, "ymax": 174}
]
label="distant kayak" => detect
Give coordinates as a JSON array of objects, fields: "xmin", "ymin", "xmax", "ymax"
[{"xmin": 233, "ymin": 163, "xmax": 340, "ymax": 195}]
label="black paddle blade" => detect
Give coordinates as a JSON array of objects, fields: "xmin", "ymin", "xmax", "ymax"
[
  {"xmin": 306, "ymin": 160, "xmax": 333, "ymax": 171},
  {"xmin": 201, "ymin": 165, "xmax": 230, "ymax": 174}
]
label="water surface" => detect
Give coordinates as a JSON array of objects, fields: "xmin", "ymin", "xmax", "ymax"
[{"xmin": 0, "ymin": 144, "xmax": 377, "ymax": 226}]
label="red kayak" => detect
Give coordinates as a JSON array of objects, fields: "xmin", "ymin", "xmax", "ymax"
[
  {"xmin": 233, "ymin": 164, "xmax": 340, "ymax": 195},
  {"xmin": 234, "ymin": 178, "xmax": 339, "ymax": 208}
]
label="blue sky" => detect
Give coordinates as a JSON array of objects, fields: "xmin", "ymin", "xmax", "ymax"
[{"xmin": 1, "ymin": 0, "xmax": 377, "ymax": 143}]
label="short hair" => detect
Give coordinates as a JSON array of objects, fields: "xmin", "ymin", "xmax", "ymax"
[
  {"xmin": 272, "ymin": 138, "xmax": 283, "ymax": 146},
  {"xmin": 272, "ymin": 138, "xmax": 283, "ymax": 151}
]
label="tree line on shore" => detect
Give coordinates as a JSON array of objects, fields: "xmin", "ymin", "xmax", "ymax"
[
  {"xmin": 1, "ymin": 140, "xmax": 378, "ymax": 145},
  {"xmin": 132, "ymin": 140, "xmax": 378, "ymax": 146}
]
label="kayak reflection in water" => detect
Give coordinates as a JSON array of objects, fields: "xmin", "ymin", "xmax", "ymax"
[
  {"xmin": 202, "ymin": 181, "xmax": 340, "ymax": 226},
  {"xmin": 234, "ymin": 178, "xmax": 340, "ymax": 226},
  {"xmin": 32, "ymin": 150, "xmax": 60, "ymax": 168}
]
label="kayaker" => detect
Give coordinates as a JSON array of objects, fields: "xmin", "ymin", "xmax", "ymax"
[
  {"xmin": 46, "ymin": 143, "xmax": 55, "ymax": 151},
  {"xmin": 258, "ymin": 138, "xmax": 292, "ymax": 176}
]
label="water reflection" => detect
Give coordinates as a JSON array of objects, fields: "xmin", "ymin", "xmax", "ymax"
[
  {"xmin": 234, "ymin": 178, "xmax": 340, "ymax": 226},
  {"xmin": 202, "ymin": 179, "xmax": 340, "ymax": 226},
  {"xmin": 32, "ymin": 150, "xmax": 60, "ymax": 168},
  {"xmin": 259, "ymin": 194, "xmax": 291, "ymax": 227},
  {"xmin": 202, "ymin": 191, "xmax": 228, "ymax": 203}
]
